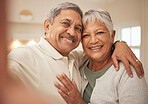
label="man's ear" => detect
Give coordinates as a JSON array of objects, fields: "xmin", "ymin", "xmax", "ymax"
[{"xmin": 44, "ymin": 20, "xmax": 51, "ymax": 34}]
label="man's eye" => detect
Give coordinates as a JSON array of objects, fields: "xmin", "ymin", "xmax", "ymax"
[
  {"xmin": 76, "ymin": 27, "xmax": 82, "ymax": 32},
  {"xmin": 62, "ymin": 22, "xmax": 70, "ymax": 26}
]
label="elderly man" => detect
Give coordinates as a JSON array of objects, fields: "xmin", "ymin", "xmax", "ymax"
[{"xmin": 8, "ymin": 2, "xmax": 143, "ymax": 104}]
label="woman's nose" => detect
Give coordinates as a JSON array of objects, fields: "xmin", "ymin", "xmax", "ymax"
[{"xmin": 90, "ymin": 35, "xmax": 98, "ymax": 44}]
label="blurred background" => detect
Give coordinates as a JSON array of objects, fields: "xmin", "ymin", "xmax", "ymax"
[{"xmin": 6, "ymin": 0, "xmax": 148, "ymax": 84}]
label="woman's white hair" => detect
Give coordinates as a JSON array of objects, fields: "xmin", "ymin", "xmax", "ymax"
[{"xmin": 83, "ymin": 9, "xmax": 113, "ymax": 34}]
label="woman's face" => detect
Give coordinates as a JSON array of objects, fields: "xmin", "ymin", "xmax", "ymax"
[{"xmin": 82, "ymin": 19, "xmax": 115, "ymax": 62}]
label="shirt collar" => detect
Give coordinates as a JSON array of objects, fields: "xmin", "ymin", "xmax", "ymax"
[
  {"xmin": 81, "ymin": 60, "xmax": 90, "ymax": 80},
  {"xmin": 38, "ymin": 37, "xmax": 66, "ymax": 60}
]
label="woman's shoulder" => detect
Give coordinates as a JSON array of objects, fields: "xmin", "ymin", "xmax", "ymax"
[
  {"xmin": 106, "ymin": 62, "xmax": 146, "ymax": 84},
  {"xmin": 118, "ymin": 62, "xmax": 137, "ymax": 77},
  {"xmin": 114, "ymin": 62, "xmax": 147, "ymax": 87}
]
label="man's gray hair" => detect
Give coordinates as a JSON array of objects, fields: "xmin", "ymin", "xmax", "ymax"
[
  {"xmin": 47, "ymin": 2, "xmax": 83, "ymax": 24},
  {"xmin": 83, "ymin": 9, "xmax": 113, "ymax": 34}
]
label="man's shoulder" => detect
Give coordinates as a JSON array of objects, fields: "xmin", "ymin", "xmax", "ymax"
[
  {"xmin": 8, "ymin": 45, "xmax": 37, "ymax": 60},
  {"xmin": 69, "ymin": 50, "xmax": 88, "ymax": 61},
  {"xmin": 69, "ymin": 50, "xmax": 83, "ymax": 57}
]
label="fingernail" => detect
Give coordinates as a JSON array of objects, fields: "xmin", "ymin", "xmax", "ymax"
[
  {"xmin": 56, "ymin": 74, "xmax": 60, "ymax": 78},
  {"xmin": 54, "ymin": 82, "xmax": 58, "ymax": 86},
  {"xmin": 139, "ymin": 75, "xmax": 142, "ymax": 79},
  {"xmin": 142, "ymin": 73, "xmax": 144, "ymax": 76},
  {"xmin": 61, "ymin": 73, "xmax": 65, "ymax": 76},
  {"xmin": 130, "ymin": 74, "xmax": 133, "ymax": 78}
]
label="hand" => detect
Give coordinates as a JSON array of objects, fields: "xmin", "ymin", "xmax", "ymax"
[
  {"xmin": 111, "ymin": 42, "xmax": 144, "ymax": 78},
  {"xmin": 54, "ymin": 73, "xmax": 86, "ymax": 104}
]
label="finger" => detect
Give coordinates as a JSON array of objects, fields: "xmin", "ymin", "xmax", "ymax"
[
  {"xmin": 138, "ymin": 61, "xmax": 144, "ymax": 76},
  {"xmin": 138, "ymin": 60, "xmax": 144, "ymax": 76},
  {"xmin": 72, "ymin": 79, "xmax": 78, "ymax": 89},
  {"xmin": 129, "ymin": 59, "xmax": 142, "ymax": 78},
  {"xmin": 128, "ymin": 54, "xmax": 142, "ymax": 78},
  {"xmin": 120, "ymin": 57, "xmax": 133, "ymax": 77},
  {"xmin": 129, "ymin": 50, "xmax": 144, "ymax": 78},
  {"xmin": 56, "ymin": 74, "xmax": 73, "ymax": 90},
  {"xmin": 111, "ymin": 54, "xmax": 119, "ymax": 71},
  {"xmin": 54, "ymin": 82, "xmax": 69, "ymax": 95},
  {"xmin": 61, "ymin": 73, "xmax": 74, "ymax": 89},
  {"xmin": 58, "ymin": 89, "xmax": 69, "ymax": 103},
  {"xmin": 61, "ymin": 73, "xmax": 72, "ymax": 82}
]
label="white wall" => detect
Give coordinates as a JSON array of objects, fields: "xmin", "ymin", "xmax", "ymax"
[
  {"xmin": 142, "ymin": 0, "xmax": 148, "ymax": 84},
  {"xmin": 7, "ymin": 0, "xmax": 107, "ymax": 23},
  {"xmin": 105, "ymin": 0, "xmax": 143, "ymax": 39}
]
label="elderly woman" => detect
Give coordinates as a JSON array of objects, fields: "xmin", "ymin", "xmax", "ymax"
[{"xmin": 55, "ymin": 9, "xmax": 148, "ymax": 104}]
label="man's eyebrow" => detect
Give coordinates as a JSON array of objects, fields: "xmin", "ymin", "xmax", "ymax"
[
  {"xmin": 61, "ymin": 19, "xmax": 71, "ymax": 22},
  {"xmin": 61, "ymin": 19, "xmax": 82, "ymax": 28},
  {"xmin": 65, "ymin": 19, "xmax": 71, "ymax": 22}
]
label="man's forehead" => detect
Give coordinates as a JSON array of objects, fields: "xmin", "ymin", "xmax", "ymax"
[
  {"xmin": 60, "ymin": 9, "xmax": 82, "ymax": 18},
  {"xmin": 61, "ymin": 18, "xmax": 82, "ymax": 26}
]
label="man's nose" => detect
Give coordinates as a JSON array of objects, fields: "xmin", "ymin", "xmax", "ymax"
[{"xmin": 67, "ymin": 27, "xmax": 75, "ymax": 36}]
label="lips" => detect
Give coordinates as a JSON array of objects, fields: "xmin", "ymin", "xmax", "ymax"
[
  {"xmin": 62, "ymin": 37, "xmax": 73, "ymax": 42},
  {"xmin": 61, "ymin": 35, "xmax": 76, "ymax": 43},
  {"xmin": 89, "ymin": 45, "xmax": 103, "ymax": 50}
]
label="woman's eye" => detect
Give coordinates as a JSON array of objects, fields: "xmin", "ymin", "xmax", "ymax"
[
  {"xmin": 82, "ymin": 34, "xmax": 89, "ymax": 39},
  {"xmin": 97, "ymin": 32, "xmax": 104, "ymax": 34},
  {"xmin": 97, "ymin": 32, "xmax": 104, "ymax": 35}
]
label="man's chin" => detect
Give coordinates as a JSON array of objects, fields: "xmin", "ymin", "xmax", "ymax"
[{"xmin": 61, "ymin": 48, "xmax": 75, "ymax": 55}]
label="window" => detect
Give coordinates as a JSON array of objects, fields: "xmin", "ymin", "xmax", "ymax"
[{"xmin": 121, "ymin": 26, "xmax": 141, "ymax": 59}]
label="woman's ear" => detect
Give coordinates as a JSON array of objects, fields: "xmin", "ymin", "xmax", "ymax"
[
  {"xmin": 44, "ymin": 20, "xmax": 51, "ymax": 34},
  {"xmin": 111, "ymin": 30, "xmax": 116, "ymax": 41}
]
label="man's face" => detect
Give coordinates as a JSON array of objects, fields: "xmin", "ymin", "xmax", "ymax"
[{"xmin": 44, "ymin": 9, "xmax": 82, "ymax": 56}]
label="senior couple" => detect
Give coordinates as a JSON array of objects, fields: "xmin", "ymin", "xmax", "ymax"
[{"xmin": 8, "ymin": 2, "xmax": 148, "ymax": 104}]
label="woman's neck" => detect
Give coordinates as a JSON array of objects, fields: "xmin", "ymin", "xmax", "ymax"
[{"xmin": 89, "ymin": 56, "xmax": 112, "ymax": 72}]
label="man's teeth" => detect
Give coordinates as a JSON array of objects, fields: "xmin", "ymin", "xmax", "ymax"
[
  {"xmin": 90, "ymin": 46, "xmax": 102, "ymax": 50},
  {"xmin": 63, "ymin": 38, "xmax": 73, "ymax": 42}
]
